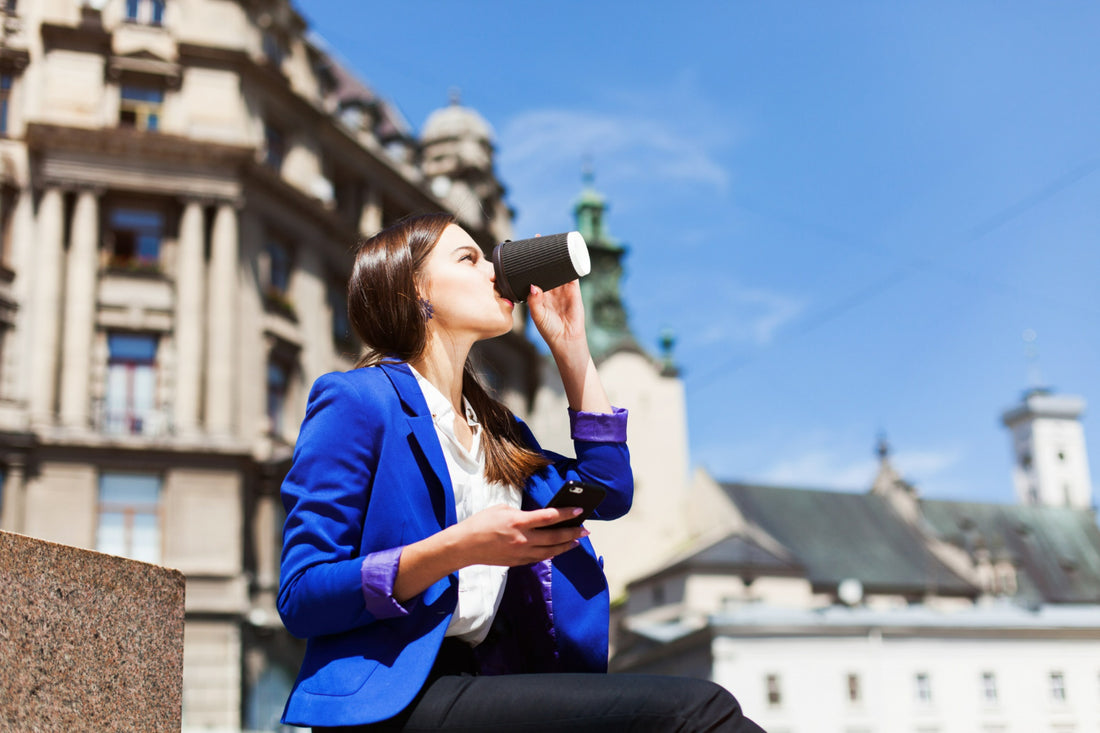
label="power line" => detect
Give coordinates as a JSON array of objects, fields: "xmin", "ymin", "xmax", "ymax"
[{"xmin": 687, "ymin": 156, "xmax": 1100, "ymax": 389}]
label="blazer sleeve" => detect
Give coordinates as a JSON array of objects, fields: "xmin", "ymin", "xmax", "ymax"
[
  {"xmin": 521, "ymin": 408, "xmax": 634, "ymax": 521},
  {"xmin": 277, "ymin": 372, "xmax": 406, "ymax": 639}
]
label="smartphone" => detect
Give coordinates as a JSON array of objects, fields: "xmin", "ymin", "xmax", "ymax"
[{"xmin": 543, "ymin": 480, "xmax": 607, "ymax": 528}]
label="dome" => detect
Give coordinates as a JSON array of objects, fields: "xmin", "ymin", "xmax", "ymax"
[{"xmin": 421, "ymin": 93, "xmax": 494, "ymax": 143}]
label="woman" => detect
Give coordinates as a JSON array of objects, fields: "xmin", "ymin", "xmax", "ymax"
[{"xmin": 278, "ymin": 213, "xmax": 764, "ymax": 732}]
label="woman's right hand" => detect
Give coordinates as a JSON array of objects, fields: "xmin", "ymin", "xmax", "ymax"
[
  {"xmin": 454, "ymin": 504, "xmax": 588, "ymax": 567},
  {"xmin": 394, "ymin": 505, "xmax": 586, "ymax": 603}
]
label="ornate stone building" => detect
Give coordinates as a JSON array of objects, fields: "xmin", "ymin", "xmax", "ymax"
[{"xmin": 0, "ymin": 1, "xmax": 536, "ymax": 729}]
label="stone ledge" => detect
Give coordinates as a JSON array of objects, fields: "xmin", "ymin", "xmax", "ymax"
[{"xmin": 0, "ymin": 531, "xmax": 185, "ymax": 731}]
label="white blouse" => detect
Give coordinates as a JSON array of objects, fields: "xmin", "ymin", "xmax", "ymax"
[{"xmin": 410, "ymin": 367, "xmax": 521, "ymax": 645}]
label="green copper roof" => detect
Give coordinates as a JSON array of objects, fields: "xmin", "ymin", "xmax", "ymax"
[
  {"xmin": 711, "ymin": 481, "xmax": 1100, "ymax": 605},
  {"xmin": 571, "ymin": 171, "xmax": 641, "ymax": 362},
  {"xmin": 723, "ymin": 483, "xmax": 976, "ymax": 596}
]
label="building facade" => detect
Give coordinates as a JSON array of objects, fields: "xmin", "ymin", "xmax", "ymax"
[
  {"xmin": 0, "ymin": 2, "xmax": 536, "ymax": 729},
  {"xmin": 614, "ymin": 393, "xmax": 1100, "ymax": 732}
]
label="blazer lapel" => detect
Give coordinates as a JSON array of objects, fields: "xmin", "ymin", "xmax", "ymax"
[{"xmin": 379, "ymin": 362, "xmax": 457, "ymax": 526}]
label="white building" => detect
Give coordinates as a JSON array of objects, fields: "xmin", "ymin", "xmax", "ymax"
[{"xmin": 614, "ymin": 392, "xmax": 1100, "ymax": 733}]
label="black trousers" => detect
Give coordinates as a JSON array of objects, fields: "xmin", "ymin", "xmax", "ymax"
[{"xmin": 315, "ymin": 641, "xmax": 767, "ymax": 733}]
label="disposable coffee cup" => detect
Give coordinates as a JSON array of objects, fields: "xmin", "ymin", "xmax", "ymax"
[{"xmin": 492, "ymin": 231, "xmax": 591, "ymax": 303}]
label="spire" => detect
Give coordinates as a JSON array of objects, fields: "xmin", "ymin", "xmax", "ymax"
[
  {"xmin": 871, "ymin": 431, "xmax": 922, "ymax": 523},
  {"xmin": 658, "ymin": 328, "xmax": 680, "ymax": 377},
  {"xmin": 871, "ymin": 432, "xmax": 914, "ymax": 496},
  {"xmin": 571, "ymin": 165, "xmax": 637, "ymax": 362},
  {"xmin": 573, "ymin": 165, "xmax": 615, "ymax": 251}
]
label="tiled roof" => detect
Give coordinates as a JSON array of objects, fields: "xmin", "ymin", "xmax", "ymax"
[
  {"xmin": 713, "ymin": 482, "xmax": 1100, "ymax": 605},
  {"xmin": 720, "ymin": 483, "xmax": 976, "ymax": 596},
  {"xmin": 920, "ymin": 499, "xmax": 1100, "ymax": 604}
]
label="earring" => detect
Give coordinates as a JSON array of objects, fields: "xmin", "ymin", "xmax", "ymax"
[{"xmin": 418, "ymin": 297, "xmax": 434, "ymax": 321}]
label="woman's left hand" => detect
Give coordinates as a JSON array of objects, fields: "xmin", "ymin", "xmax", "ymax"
[{"xmin": 527, "ymin": 280, "xmax": 587, "ymax": 352}]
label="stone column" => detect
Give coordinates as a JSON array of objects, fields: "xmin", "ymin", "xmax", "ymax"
[
  {"xmin": 174, "ymin": 199, "xmax": 205, "ymax": 436},
  {"xmin": 205, "ymin": 201, "xmax": 237, "ymax": 436},
  {"xmin": 58, "ymin": 188, "xmax": 101, "ymax": 429},
  {"xmin": 250, "ymin": 484, "xmax": 279, "ymax": 618},
  {"xmin": 0, "ymin": 458, "xmax": 26, "ymax": 533},
  {"xmin": 359, "ymin": 185, "xmax": 382, "ymax": 236},
  {"xmin": 28, "ymin": 187, "xmax": 65, "ymax": 425}
]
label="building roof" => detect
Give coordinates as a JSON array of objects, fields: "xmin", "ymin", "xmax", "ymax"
[
  {"xmin": 920, "ymin": 499, "xmax": 1100, "ymax": 604},
  {"xmin": 721, "ymin": 483, "xmax": 976, "ymax": 596},
  {"xmin": 640, "ymin": 532, "xmax": 803, "ymax": 585},
  {"xmin": 422, "ymin": 95, "xmax": 494, "ymax": 143},
  {"xmin": 712, "ymin": 482, "xmax": 1100, "ymax": 606}
]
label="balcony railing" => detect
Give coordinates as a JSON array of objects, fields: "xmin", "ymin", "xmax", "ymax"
[{"xmin": 92, "ymin": 400, "xmax": 172, "ymax": 438}]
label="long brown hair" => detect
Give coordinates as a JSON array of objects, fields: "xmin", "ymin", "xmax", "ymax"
[{"xmin": 348, "ymin": 213, "xmax": 551, "ymax": 487}]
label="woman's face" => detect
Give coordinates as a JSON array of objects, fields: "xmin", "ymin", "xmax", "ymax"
[{"xmin": 419, "ymin": 224, "xmax": 515, "ymax": 342}]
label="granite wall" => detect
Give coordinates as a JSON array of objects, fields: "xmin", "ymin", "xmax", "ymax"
[{"xmin": 0, "ymin": 531, "xmax": 185, "ymax": 731}]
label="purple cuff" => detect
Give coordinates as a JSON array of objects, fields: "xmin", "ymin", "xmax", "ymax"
[
  {"xmin": 360, "ymin": 546, "xmax": 415, "ymax": 619},
  {"xmin": 568, "ymin": 406, "xmax": 628, "ymax": 442}
]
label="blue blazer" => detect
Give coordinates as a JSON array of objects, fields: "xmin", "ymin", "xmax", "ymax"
[{"xmin": 278, "ymin": 362, "xmax": 633, "ymax": 727}]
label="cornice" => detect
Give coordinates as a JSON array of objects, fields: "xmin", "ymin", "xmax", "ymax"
[
  {"xmin": 0, "ymin": 46, "xmax": 29, "ymax": 72},
  {"xmin": 40, "ymin": 20, "xmax": 111, "ymax": 54},
  {"xmin": 26, "ymin": 123, "xmax": 253, "ymax": 167}
]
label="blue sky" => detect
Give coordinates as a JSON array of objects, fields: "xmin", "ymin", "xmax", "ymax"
[{"xmin": 301, "ymin": 2, "xmax": 1100, "ymax": 503}]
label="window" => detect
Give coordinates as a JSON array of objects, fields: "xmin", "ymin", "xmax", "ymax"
[
  {"xmin": 847, "ymin": 673, "xmax": 861, "ymax": 704},
  {"xmin": 262, "ymin": 239, "xmax": 295, "ymax": 318},
  {"xmin": 119, "ymin": 85, "xmax": 164, "ymax": 131},
  {"xmin": 108, "ymin": 207, "xmax": 164, "ymax": 271},
  {"xmin": 915, "ymin": 672, "xmax": 932, "ymax": 704},
  {"xmin": 97, "ymin": 472, "xmax": 161, "ymax": 563},
  {"xmin": 1050, "ymin": 671, "xmax": 1066, "ymax": 702},
  {"xmin": 0, "ymin": 74, "xmax": 11, "ymax": 136},
  {"xmin": 262, "ymin": 31, "xmax": 286, "ymax": 68},
  {"xmin": 245, "ymin": 662, "xmax": 296, "ymax": 732},
  {"xmin": 103, "ymin": 333, "xmax": 159, "ymax": 436},
  {"xmin": 125, "ymin": 0, "xmax": 165, "ymax": 26},
  {"xmin": 981, "ymin": 672, "xmax": 997, "ymax": 704},
  {"xmin": 266, "ymin": 358, "xmax": 290, "ymax": 435},
  {"xmin": 265, "ymin": 239, "xmax": 291, "ymax": 294},
  {"xmin": 264, "ymin": 123, "xmax": 286, "ymax": 171},
  {"xmin": 0, "ymin": 186, "xmax": 16, "ymax": 266},
  {"xmin": 765, "ymin": 674, "xmax": 781, "ymax": 707},
  {"xmin": 328, "ymin": 279, "xmax": 353, "ymax": 350},
  {"xmin": 2, "ymin": 1, "xmax": 16, "ymax": 14}
]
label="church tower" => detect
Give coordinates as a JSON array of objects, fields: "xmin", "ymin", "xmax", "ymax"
[
  {"xmin": 1002, "ymin": 389, "xmax": 1093, "ymax": 508},
  {"xmin": 573, "ymin": 169, "xmax": 643, "ymax": 361},
  {"xmin": 529, "ymin": 169, "xmax": 691, "ymax": 596}
]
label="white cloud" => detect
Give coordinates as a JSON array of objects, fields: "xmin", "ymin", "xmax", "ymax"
[
  {"xmin": 497, "ymin": 99, "xmax": 733, "ymax": 232},
  {"xmin": 753, "ymin": 444, "xmax": 962, "ymax": 493},
  {"xmin": 501, "ymin": 108, "xmax": 729, "ymax": 188},
  {"xmin": 649, "ymin": 273, "xmax": 805, "ymax": 349}
]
